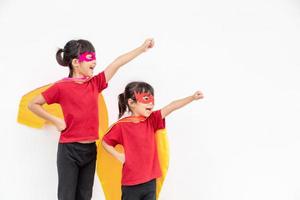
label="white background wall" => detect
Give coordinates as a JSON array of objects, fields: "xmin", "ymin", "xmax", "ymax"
[{"xmin": 1, "ymin": 0, "xmax": 300, "ymax": 199}]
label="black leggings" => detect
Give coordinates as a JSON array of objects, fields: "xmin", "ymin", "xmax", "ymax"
[
  {"xmin": 122, "ymin": 179, "xmax": 156, "ymax": 200},
  {"xmin": 57, "ymin": 142, "xmax": 97, "ymax": 200}
]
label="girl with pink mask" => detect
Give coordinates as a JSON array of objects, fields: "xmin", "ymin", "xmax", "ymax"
[
  {"xmin": 102, "ymin": 81, "xmax": 204, "ymax": 200},
  {"xmin": 28, "ymin": 39, "xmax": 154, "ymax": 200}
]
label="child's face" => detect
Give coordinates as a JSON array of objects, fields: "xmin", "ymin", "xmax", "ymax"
[
  {"xmin": 74, "ymin": 52, "xmax": 96, "ymax": 77},
  {"xmin": 129, "ymin": 92, "xmax": 154, "ymax": 117},
  {"xmin": 78, "ymin": 59, "xmax": 96, "ymax": 77}
]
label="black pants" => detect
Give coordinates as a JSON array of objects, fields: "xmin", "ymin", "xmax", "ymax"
[
  {"xmin": 121, "ymin": 179, "xmax": 156, "ymax": 200},
  {"xmin": 57, "ymin": 142, "xmax": 97, "ymax": 200}
]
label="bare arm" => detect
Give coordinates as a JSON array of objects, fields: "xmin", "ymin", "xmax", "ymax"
[
  {"xmin": 161, "ymin": 91, "xmax": 204, "ymax": 118},
  {"xmin": 104, "ymin": 38, "xmax": 154, "ymax": 82},
  {"xmin": 102, "ymin": 141, "xmax": 125, "ymax": 164},
  {"xmin": 28, "ymin": 94, "xmax": 66, "ymax": 131}
]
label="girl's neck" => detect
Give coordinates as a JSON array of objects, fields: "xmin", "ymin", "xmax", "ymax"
[
  {"xmin": 130, "ymin": 111, "xmax": 142, "ymax": 117},
  {"xmin": 72, "ymin": 72, "xmax": 85, "ymax": 78}
]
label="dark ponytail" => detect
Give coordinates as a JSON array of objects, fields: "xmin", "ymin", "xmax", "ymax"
[
  {"xmin": 56, "ymin": 39, "xmax": 95, "ymax": 77},
  {"xmin": 56, "ymin": 48, "xmax": 73, "ymax": 77},
  {"xmin": 118, "ymin": 93, "xmax": 127, "ymax": 119},
  {"xmin": 117, "ymin": 81, "xmax": 154, "ymax": 118},
  {"xmin": 56, "ymin": 48, "xmax": 67, "ymax": 66}
]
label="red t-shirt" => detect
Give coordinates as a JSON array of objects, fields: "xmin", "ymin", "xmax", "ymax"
[
  {"xmin": 42, "ymin": 71, "xmax": 108, "ymax": 143},
  {"xmin": 103, "ymin": 110, "xmax": 166, "ymax": 186}
]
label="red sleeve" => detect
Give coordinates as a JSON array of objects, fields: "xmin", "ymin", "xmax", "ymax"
[
  {"xmin": 91, "ymin": 71, "xmax": 108, "ymax": 92},
  {"xmin": 148, "ymin": 110, "xmax": 166, "ymax": 131},
  {"xmin": 41, "ymin": 83, "xmax": 60, "ymax": 104},
  {"xmin": 103, "ymin": 124, "xmax": 123, "ymax": 147}
]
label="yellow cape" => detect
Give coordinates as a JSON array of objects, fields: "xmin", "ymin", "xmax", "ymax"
[{"xmin": 17, "ymin": 85, "xmax": 169, "ymax": 200}]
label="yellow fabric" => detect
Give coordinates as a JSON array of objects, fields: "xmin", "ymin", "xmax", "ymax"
[
  {"xmin": 17, "ymin": 85, "xmax": 63, "ymax": 128},
  {"xmin": 17, "ymin": 85, "xmax": 169, "ymax": 200},
  {"xmin": 98, "ymin": 118, "xmax": 169, "ymax": 200},
  {"xmin": 155, "ymin": 129, "xmax": 169, "ymax": 199}
]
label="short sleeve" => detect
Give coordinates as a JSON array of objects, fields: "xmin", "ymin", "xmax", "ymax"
[
  {"xmin": 148, "ymin": 110, "xmax": 166, "ymax": 131},
  {"xmin": 103, "ymin": 124, "xmax": 123, "ymax": 147},
  {"xmin": 91, "ymin": 71, "xmax": 108, "ymax": 92},
  {"xmin": 41, "ymin": 83, "xmax": 60, "ymax": 104}
]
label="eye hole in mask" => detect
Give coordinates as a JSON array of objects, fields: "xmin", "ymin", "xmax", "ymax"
[
  {"xmin": 134, "ymin": 91, "xmax": 154, "ymax": 104},
  {"xmin": 78, "ymin": 52, "xmax": 96, "ymax": 62}
]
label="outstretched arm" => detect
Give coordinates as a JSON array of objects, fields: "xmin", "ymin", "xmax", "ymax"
[
  {"xmin": 104, "ymin": 38, "xmax": 154, "ymax": 82},
  {"xmin": 161, "ymin": 91, "xmax": 204, "ymax": 118},
  {"xmin": 28, "ymin": 94, "xmax": 66, "ymax": 131},
  {"xmin": 102, "ymin": 141, "xmax": 125, "ymax": 164}
]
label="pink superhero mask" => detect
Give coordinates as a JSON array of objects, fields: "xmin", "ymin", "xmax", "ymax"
[
  {"xmin": 134, "ymin": 91, "xmax": 154, "ymax": 104},
  {"xmin": 78, "ymin": 52, "xmax": 96, "ymax": 62}
]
